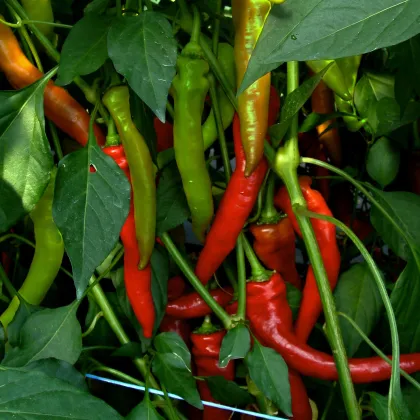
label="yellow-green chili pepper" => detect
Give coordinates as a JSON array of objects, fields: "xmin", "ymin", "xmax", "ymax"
[{"xmin": 103, "ymin": 86, "xmax": 156, "ymax": 269}]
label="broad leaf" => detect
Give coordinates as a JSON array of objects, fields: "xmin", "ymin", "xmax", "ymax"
[
  {"xmin": 154, "ymin": 332, "xmax": 191, "ymax": 369},
  {"xmin": 108, "ymin": 12, "xmax": 177, "ymax": 121},
  {"xmin": 53, "ymin": 132, "xmax": 130, "ymax": 298},
  {"xmin": 84, "ymin": 0, "xmax": 110, "ymax": 15},
  {"xmin": 242, "ymin": 0, "xmax": 420, "ymax": 91},
  {"xmin": 206, "ymin": 376, "xmax": 253, "ymax": 407},
  {"xmin": 2, "ymin": 304, "xmax": 82, "ymax": 367},
  {"xmin": 334, "ymin": 263, "xmax": 383, "ymax": 357},
  {"xmin": 57, "ymin": 14, "xmax": 112, "ymax": 85},
  {"xmin": 152, "ymin": 352, "xmax": 202, "ymax": 409},
  {"xmin": 0, "ymin": 74, "xmax": 54, "ymax": 232},
  {"xmin": 245, "ymin": 341, "xmax": 291, "ymax": 416},
  {"xmin": 366, "ymin": 137, "xmax": 400, "ymax": 188},
  {"xmin": 127, "ymin": 396, "xmax": 164, "ymax": 420},
  {"xmin": 269, "ymin": 64, "xmax": 332, "ymax": 146},
  {"xmin": 156, "ymin": 161, "xmax": 190, "ymax": 235},
  {"xmin": 370, "ymin": 189, "xmax": 420, "ymax": 261},
  {"xmin": 0, "ymin": 369, "xmax": 122, "ymax": 419},
  {"xmin": 219, "ymin": 324, "xmax": 251, "ymax": 368}
]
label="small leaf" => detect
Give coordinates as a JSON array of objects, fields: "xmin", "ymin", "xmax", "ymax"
[
  {"xmin": 152, "ymin": 352, "xmax": 202, "ymax": 409},
  {"xmin": 219, "ymin": 324, "xmax": 251, "ymax": 368},
  {"xmin": 366, "ymin": 137, "xmax": 400, "ymax": 188},
  {"xmin": 53, "ymin": 132, "xmax": 131, "ymax": 298},
  {"xmin": 245, "ymin": 341, "xmax": 291, "ymax": 416},
  {"xmin": 269, "ymin": 64, "xmax": 332, "ymax": 147},
  {"xmin": 0, "ymin": 369, "xmax": 122, "ymax": 419},
  {"xmin": 127, "ymin": 396, "xmax": 164, "ymax": 420},
  {"xmin": 108, "ymin": 13, "xmax": 177, "ymax": 121},
  {"xmin": 154, "ymin": 332, "xmax": 191, "ymax": 369},
  {"xmin": 151, "ymin": 245, "xmax": 169, "ymax": 332},
  {"xmin": 370, "ymin": 189, "xmax": 420, "ymax": 261},
  {"xmin": 369, "ymin": 392, "xmax": 388, "ymax": 420},
  {"xmin": 334, "ymin": 263, "xmax": 383, "ymax": 356},
  {"xmin": 0, "ymin": 73, "xmax": 54, "ymax": 232},
  {"xmin": 206, "ymin": 376, "xmax": 253, "ymax": 407},
  {"xmin": 57, "ymin": 14, "xmax": 111, "ymax": 85},
  {"xmin": 2, "ymin": 304, "xmax": 82, "ymax": 367},
  {"xmin": 156, "ymin": 161, "xmax": 190, "ymax": 235}
]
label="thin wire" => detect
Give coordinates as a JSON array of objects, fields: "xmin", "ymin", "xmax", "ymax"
[{"xmin": 86, "ymin": 374, "xmax": 286, "ymax": 420}]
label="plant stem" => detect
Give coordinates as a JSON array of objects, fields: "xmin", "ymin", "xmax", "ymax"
[
  {"xmin": 212, "ymin": 0, "xmax": 222, "ymax": 55},
  {"xmin": 160, "ymin": 232, "xmax": 232, "ymax": 329},
  {"xmin": 260, "ymin": 172, "xmax": 280, "ymax": 223},
  {"xmin": 116, "ymin": 0, "xmax": 122, "ymax": 17},
  {"xmin": 90, "ymin": 365, "xmax": 145, "ymax": 387},
  {"xmin": 273, "ymin": 61, "xmax": 360, "ymax": 420},
  {"xmin": 190, "ymin": 5, "xmax": 200, "ymax": 44},
  {"xmin": 236, "ymin": 236, "xmax": 246, "ymax": 319},
  {"xmin": 48, "ymin": 121, "xmax": 64, "ymax": 161},
  {"xmin": 241, "ymin": 233, "xmax": 270, "ymax": 281}
]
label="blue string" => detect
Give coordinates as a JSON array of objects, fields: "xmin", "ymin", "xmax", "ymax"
[{"xmin": 85, "ymin": 373, "xmax": 285, "ymax": 420}]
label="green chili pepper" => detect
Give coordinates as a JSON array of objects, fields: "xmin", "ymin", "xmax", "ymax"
[
  {"xmin": 21, "ymin": 0, "xmax": 55, "ymax": 39},
  {"xmin": 103, "ymin": 86, "xmax": 156, "ymax": 269},
  {"xmin": 171, "ymin": 9, "xmax": 213, "ymax": 242},
  {"xmin": 0, "ymin": 168, "xmax": 64, "ymax": 332}
]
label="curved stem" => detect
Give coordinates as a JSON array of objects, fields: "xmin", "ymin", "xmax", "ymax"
[
  {"xmin": 90, "ymin": 365, "xmax": 145, "ymax": 387},
  {"xmin": 23, "ymin": 20, "xmax": 72, "ymax": 29},
  {"xmin": 236, "ymin": 236, "xmax": 246, "ymax": 319},
  {"xmin": 241, "ymin": 233, "xmax": 270, "ymax": 281},
  {"xmin": 0, "ymin": 233, "xmax": 35, "ymax": 248},
  {"xmin": 160, "ymin": 232, "xmax": 232, "ymax": 329},
  {"xmin": 300, "ymin": 209, "xmax": 402, "ymax": 416},
  {"xmin": 274, "ymin": 61, "xmax": 360, "ymax": 420},
  {"xmin": 260, "ymin": 171, "xmax": 279, "ymax": 222},
  {"xmin": 82, "ymin": 311, "xmax": 104, "ymax": 338}
]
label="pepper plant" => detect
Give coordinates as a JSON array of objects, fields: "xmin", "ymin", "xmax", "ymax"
[{"xmin": 1, "ymin": 1, "xmax": 420, "ymax": 419}]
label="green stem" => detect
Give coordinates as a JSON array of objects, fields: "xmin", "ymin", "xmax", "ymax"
[
  {"xmin": 300, "ymin": 209, "xmax": 402, "ymax": 416},
  {"xmin": 320, "ymin": 383, "xmax": 337, "ymax": 420},
  {"xmin": 105, "ymin": 117, "xmax": 120, "ymax": 147},
  {"xmin": 274, "ymin": 61, "xmax": 360, "ymax": 420},
  {"xmin": 222, "ymin": 261, "xmax": 238, "ymax": 292},
  {"xmin": 241, "ymin": 233, "xmax": 270, "ymax": 281},
  {"xmin": 236, "ymin": 236, "xmax": 246, "ymax": 319},
  {"xmin": 116, "ymin": 0, "xmax": 122, "ymax": 17},
  {"xmin": 90, "ymin": 365, "xmax": 145, "ymax": 387},
  {"xmin": 48, "ymin": 121, "xmax": 64, "ymax": 161},
  {"xmin": 259, "ymin": 172, "xmax": 280, "ymax": 223},
  {"xmin": 0, "ymin": 265, "xmax": 17, "ymax": 302},
  {"xmin": 208, "ymin": 73, "xmax": 231, "ymax": 182},
  {"xmin": 212, "ymin": 0, "xmax": 221, "ymax": 55},
  {"xmin": 82, "ymin": 311, "xmax": 104, "ymax": 338},
  {"xmin": 23, "ymin": 20, "xmax": 72, "ymax": 29},
  {"xmin": 190, "ymin": 5, "xmax": 200, "ymax": 44},
  {"xmin": 0, "ymin": 233, "xmax": 35, "ymax": 248},
  {"xmin": 160, "ymin": 232, "xmax": 232, "ymax": 329}
]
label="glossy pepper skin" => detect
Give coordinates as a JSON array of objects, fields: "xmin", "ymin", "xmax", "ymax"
[
  {"xmin": 102, "ymin": 146, "xmax": 155, "ymax": 338},
  {"xmin": 275, "ymin": 176, "xmax": 340, "ymax": 343},
  {"xmin": 172, "ymin": 39, "xmax": 213, "ymax": 243},
  {"xmin": 246, "ymin": 274, "xmax": 420, "ymax": 382},
  {"xmin": 0, "ymin": 19, "xmax": 105, "ymax": 146},
  {"xmin": 103, "ymin": 86, "xmax": 156, "ymax": 269},
  {"xmin": 250, "ymin": 218, "xmax": 302, "ymax": 290},
  {"xmin": 195, "ymin": 87, "xmax": 280, "ymax": 285},
  {"xmin": 21, "ymin": 0, "xmax": 55, "ymax": 39},
  {"xmin": 232, "ymin": 0, "xmax": 284, "ymax": 176},
  {"xmin": 165, "ymin": 288, "xmax": 233, "ymax": 319},
  {"xmin": 0, "ymin": 168, "xmax": 64, "ymax": 331},
  {"xmin": 191, "ymin": 330, "xmax": 235, "ymax": 419}
]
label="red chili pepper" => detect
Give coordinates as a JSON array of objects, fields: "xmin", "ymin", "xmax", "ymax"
[
  {"xmin": 103, "ymin": 146, "xmax": 155, "ymax": 338},
  {"xmin": 288, "ymin": 370, "xmax": 313, "ymax": 420},
  {"xmin": 0, "ymin": 20, "xmax": 105, "ymax": 146},
  {"xmin": 246, "ymin": 274, "xmax": 420, "ymax": 382},
  {"xmin": 165, "ymin": 288, "xmax": 233, "ymax": 319},
  {"xmin": 167, "ymin": 275, "xmax": 186, "ymax": 301},
  {"xmin": 1, "ymin": 252, "xmax": 12, "ymax": 276},
  {"xmin": 275, "ymin": 176, "xmax": 340, "ymax": 343},
  {"xmin": 154, "ymin": 117, "xmax": 174, "ymax": 153},
  {"xmin": 191, "ymin": 329, "xmax": 234, "ymax": 420},
  {"xmin": 195, "ymin": 87, "xmax": 280, "ymax": 285}
]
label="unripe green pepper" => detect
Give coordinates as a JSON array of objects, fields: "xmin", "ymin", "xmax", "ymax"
[
  {"xmin": 0, "ymin": 168, "xmax": 64, "ymax": 332},
  {"xmin": 171, "ymin": 14, "xmax": 213, "ymax": 242},
  {"xmin": 103, "ymin": 86, "xmax": 156, "ymax": 269},
  {"xmin": 21, "ymin": 0, "xmax": 55, "ymax": 40}
]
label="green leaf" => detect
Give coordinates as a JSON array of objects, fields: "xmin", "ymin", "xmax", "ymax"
[
  {"xmin": 0, "ymin": 74, "xmax": 54, "ymax": 232},
  {"xmin": 84, "ymin": 0, "xmax": 110, "ymax": 15},
  {"xmin": 152, "ymin": 352, "xmax": 202, "ymax": 409},
  {"xmin": 2, "ymin": 304, "xmax": 82, "ymax": 367},
  {"xmin": 219, "ymin": 324, "xmax": 251, "ymax": 368},
  {"xmin": 151, "ymin": 245, "xmax": 169, "ymax": 333},
  {"xmin": 24, "ymin": 358, "xmax": 88, "ymax": 391},
  {"xmin": 389, "ymin": 254, "xmax": 420, "ymax": 353},
  {"xmin": 0, "ymin": 369, "xmax": 122, "ymax": 419},
  {"xmin": 56, "ymin": 14, "xmax": 112, "ymax": 85},
  {"xmin": 206, "ymin": 376, "xmax": 253, "ymax": 407},
  {"xmin": 369, "ymin": 392, "xmax": 388, "ymax": 420},
  {"xmin": 299, "ymin": 112, "xmax": 346, "ymax": 133},
  {"xmin": 242, "ymin": 0, "xmax": 420, "ymax": 91},
  {"xmin": 52, "ymin": 133, "xmax": 130, "ymax": 298},
  {"xmin": 127, "ymin": 396, "xmax": 164, "ymax": 420},
  {"xmin": 286, "ymin": 283, "xmax": 302, "ymax": 320},
  {"xmin": 334, "ymin": 263, "xmax": 383, "ymax": 357},
  {"xmin": 108, "ymin": 12, "xmax": 177, "ymax": 122},
  {"xmin": 245, "ymin": 341, "xmax": 291, "ymax": 416},
  {"xmin": 7, "ymin": 305, "xmax": 42, "ymax": 348},
  {"xmin": 370, "ymin": 189, "xmax": 420, "ymax": 261},
  {"xmin": 269, "ymin": 64, "xmax": 332, "ymax": 147},
  {"xmin": 112, "ymin": 342, "xmax": 144, "ymax": 359},
  {"xmin": 366, "ymin": 137, "xmax": 400, "ymax": 188},
  {"xmin": 154, "ymin": 332, "xmax": 191, "ymax": 369},
  {"xmin": 156, "ymin": 161, "xmax": 190, "ymax": 235}
]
